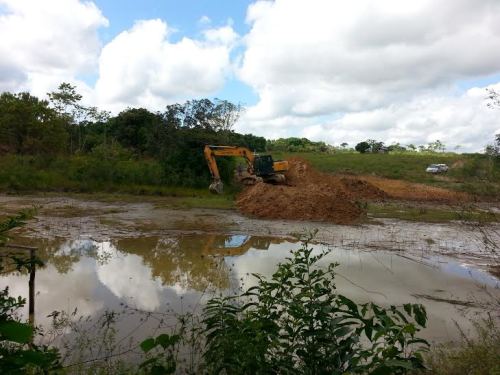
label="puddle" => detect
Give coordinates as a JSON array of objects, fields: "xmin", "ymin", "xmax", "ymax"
[
  {"xmin": 1, "ymin": 194, "xmax": 499, "ymax": 350},
  {"xmin": 1, "ymin": 233, "xmax": 498, "ymax": 346}
]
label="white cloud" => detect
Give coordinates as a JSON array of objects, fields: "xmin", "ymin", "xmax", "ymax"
[
  {"xmin": 203, "ymin": 25, "xmax": 238, "ymax": 46},
  {"xmin": 0, "ymin": 0, "xmax": 108, "ymax": 96},
  {"xmin": 236, "ymin": 0, "xmax": 500, "ymax": 150},
  {"xmin": 94, "ymin": 19, "xmax": 238, "ymax": 112},
  {"xmin": 236, "ymin": 83, "xmax": 500, "ymax": 152},
  {"xmin": 0, "ymin": 260, "xmax": 104, "ymax": 327},
  {"xmin": 97, "ymin": 247, "xmax": 164, "ymax": 311},
  {"xmin": 1, "ymin": 0, "xmax": 499, "ymax": 151},
  {"xmin": 198, "ymin": 15, "xmax": 211, "ymax": 26}
]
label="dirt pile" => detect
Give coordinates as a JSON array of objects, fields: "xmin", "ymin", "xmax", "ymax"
[{"xmin": 236, "ymin": 159, "xmax": 386, "ymax": 224}]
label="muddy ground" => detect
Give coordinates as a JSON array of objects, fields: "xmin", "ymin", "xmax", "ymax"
[
  {"xmin": 236, "ymin": 159, "xmax": 476, "ymax": 224},
  {"xmin": 1, "ymin": 194, "xmax": 499, "ymax": 279}
]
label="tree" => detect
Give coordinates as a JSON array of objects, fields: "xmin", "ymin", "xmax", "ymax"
[
  {"xmin": 485, "ymin": 134, "xmax": 500, "ymax": 157},
  {"xmin": 48, "ymin": 83, "xmax": 110, "ymax": 154},
  {"xmin": 47, "ymin": 82, "xmax": 83, "ymax": 122},
  {"xmin": 427, "ymin": 140, "xmax": 445, "ymax": 152},
  {"xmin": 355, "ymin": 141, "xmax": 370, "ymax": 153},
  {"xmin": 365, "ymin": 139, "xmax": 385, "ymax": 153},
  {"xmin": 486, "ymin": 88, "xmax": 500, "ymax": 109},
  {"xmin": 212, "ymin": 99, "xmax": 244, "ymax": 131},
  {"xmin": 340, "ymin": 142, "xmax": 348, "ymax": 148},
  {"xmin": 48, "ymin": 82, "xmax": 109, "ymax": 125},
  {"xmin": 387, "ymin": 142, "xmax": 406, "ymax": 152},
  {"xmin": 0, "ymin": 92, "xmax": 67, "ymax": 155},
  {"xmin": 109, "ymin": 108, "xmax": 164, "ymax": 155},
  {"xmin": 485, "ymin": 89, "xmax": 500, "ymax": 157}
]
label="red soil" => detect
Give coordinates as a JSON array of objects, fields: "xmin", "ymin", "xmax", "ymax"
[{"xmin": 236, "ymin": 158, "xmax": 468, "ymax": 224}]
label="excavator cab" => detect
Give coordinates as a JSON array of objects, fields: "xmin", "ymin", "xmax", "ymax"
[{"xmin": 253, "ymin": 155, "xmax": 275, "ymax": 176}]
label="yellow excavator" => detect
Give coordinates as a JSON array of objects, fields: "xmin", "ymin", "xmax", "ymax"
[{"xmin": 204, "ymin": 145, "xmax": 289, "ymax": 194}]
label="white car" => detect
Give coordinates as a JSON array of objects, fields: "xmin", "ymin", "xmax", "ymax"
[{"xmin": 426, "ymin": 164, "xmax": 449, "ymax": 173}]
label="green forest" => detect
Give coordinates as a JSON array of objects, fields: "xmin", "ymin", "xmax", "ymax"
[
  {"xmin": 1, "ymin": 83, "xmax": 499, "ymax": 198},
  {"xmin": 0, "ymin": 83, "xmax": 266, "ymax": 193}
]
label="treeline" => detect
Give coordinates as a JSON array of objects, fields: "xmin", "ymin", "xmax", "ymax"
[
  {"xmin": 267, "ymin": 137, "xmax": 334, "ymax": 153},
  {"xmin": 354, "ymin": 139, "xmax": 447, "ymax": 154},
  {"xmin": 0, "ymin": 84, "xmax": 265, "ymax": 191}
]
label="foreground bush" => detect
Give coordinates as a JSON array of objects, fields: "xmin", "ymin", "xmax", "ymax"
[{"xmin": 142, "ymin": 234, "xmax": 430, "ymax": 374}]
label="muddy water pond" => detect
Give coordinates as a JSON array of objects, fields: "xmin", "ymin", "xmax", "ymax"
[{"xmin": 0, "ymin": 195, "xmax": 499, "ymax": 349}]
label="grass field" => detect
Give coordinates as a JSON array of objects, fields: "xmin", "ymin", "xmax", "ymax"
[{"xmin": 274, "ymin": 151, "xmax": 500, "ymax": 198}]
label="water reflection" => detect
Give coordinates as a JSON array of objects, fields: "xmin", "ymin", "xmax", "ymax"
[
  {"xmin": 0, "ymin": 234, "xmax": 286, "ymax": 323},
  {"xmin": 0, "ymin": 233, "xmax": 498, "ymax": 343}
]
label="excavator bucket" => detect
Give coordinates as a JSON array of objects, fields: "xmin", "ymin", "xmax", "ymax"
[{"xmin": 209, "ymin": 180, "xmax": 224, "ymax": 194}]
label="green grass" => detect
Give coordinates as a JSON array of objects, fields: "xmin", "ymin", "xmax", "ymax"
[
  {"xmin": 273, "ymin": 151, "xmax": 500, "ymax": 198},
  {"xmin": 422, "ymin": 318, "xmax": 500, "ymax": 375},
  {"xmin": 273, "ymin": 152, "xmax": 461, "ymax": 181},
  {"xmin": 1, "ymin": 152, "xmax": 498, "ymax": 214}
]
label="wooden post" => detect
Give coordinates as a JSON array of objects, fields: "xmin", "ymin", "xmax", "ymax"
[
  {"xmin": 4, "ymin": 244, "xmax": 37, "ymax": 327},
  {"xmin": 28, "ymin": 247, "xmax": 35, "ymax": 327}
]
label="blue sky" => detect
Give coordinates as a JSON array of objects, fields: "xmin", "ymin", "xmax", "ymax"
[
  {"xmin": 93, "ymin": 0, "xmax": 258, "ymax": 105},
  {"xmin": 95, "ymin": 0, "xmax": 251, "ymax": 44},
  {"xmin": 1, "ymin": 0, "xmax": 499, "ymax": 151}
]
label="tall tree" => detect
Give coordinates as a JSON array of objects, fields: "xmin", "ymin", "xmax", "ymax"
[
  {"xmin": 427, "ymin": 140, "xmax": 445, "ymax": 152},
  {"xmin": 47, "ymin": 83, "xmax": 110, "ymax": 153},
  {"xmin": 0, "ymin": 92, "xmax": 67, "ymax": 155},
  {"xmin": 486, "ymin": 88, "xmax": 500, "ymax": 109},
  {"xmin": 485, "ymin": 89, "xmax": 500, "ymax": 157}
]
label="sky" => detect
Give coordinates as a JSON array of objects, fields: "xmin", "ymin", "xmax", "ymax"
[{"xmin": 1, "ymin": 0, "xmax": 500, "ymax": 151}]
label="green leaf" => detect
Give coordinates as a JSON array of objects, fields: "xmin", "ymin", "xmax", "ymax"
[
  {"xmin": 403, "ymin": 303, "xmax": 412, "ymax": 315},
  {"xmin": 156, "ymin": 333, "xmax": 180, "ymax": 349},
  {"xmin": 140, "ymin": 338, "xmax": 157, "ymax": 353},
  {"xmin": 365, "ymin": 322, "xmax": 373, "ymax": 341},
  {"xmin": 413, "ymin": 304, "xmax": 427, "ymax": 327},
  {"xmin": 402, "ymin": 323, "xmax": 416, "ymax": 335},
  {"xmin": 0, "ymin": 320, "xmax": 33, "ymax": 343},
  {"xmin": 384, "ymin": 359, "xmax": 415, "ymax": 370},
  {"xmin": 155, "ymin": 334, "xmax": 172, "ymax": 349}
]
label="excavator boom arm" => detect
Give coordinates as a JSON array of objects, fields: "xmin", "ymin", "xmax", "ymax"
[
  {"xmin": 204, "ymin": 145, "xmax": 257, "ymax": 194},
  {"xmin": 204, "ymin": 145, "xmax": 255, "ymax": 180}
]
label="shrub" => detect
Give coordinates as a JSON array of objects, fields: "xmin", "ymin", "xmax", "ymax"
[
  {"xmin": 424, "ymin": 318, "xmax": 500, "ymax": 375},
  {"xmin": 201, "ymin": 234, "xmax": 429, "ymax": 374}
]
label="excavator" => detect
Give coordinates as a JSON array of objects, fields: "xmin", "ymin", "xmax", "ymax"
[{"xmin": 204, "ymin": 145, "xmax": 289, "ymax": 194}]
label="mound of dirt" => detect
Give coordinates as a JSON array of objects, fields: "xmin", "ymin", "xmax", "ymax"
[
  {"xmin": 236, "ymin": 159, "xmax": 385, "ymax": 224},
  {"xmin": 338, "ymin": 177, "xmax": 388, "ymax": 201},
  {"xmin": 236, "ymin": 158, "xmax": 470, "ymax": 223},
  {"xmin": 236, "ymin": 181, "xmax": 364, "ymax": 224}
]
